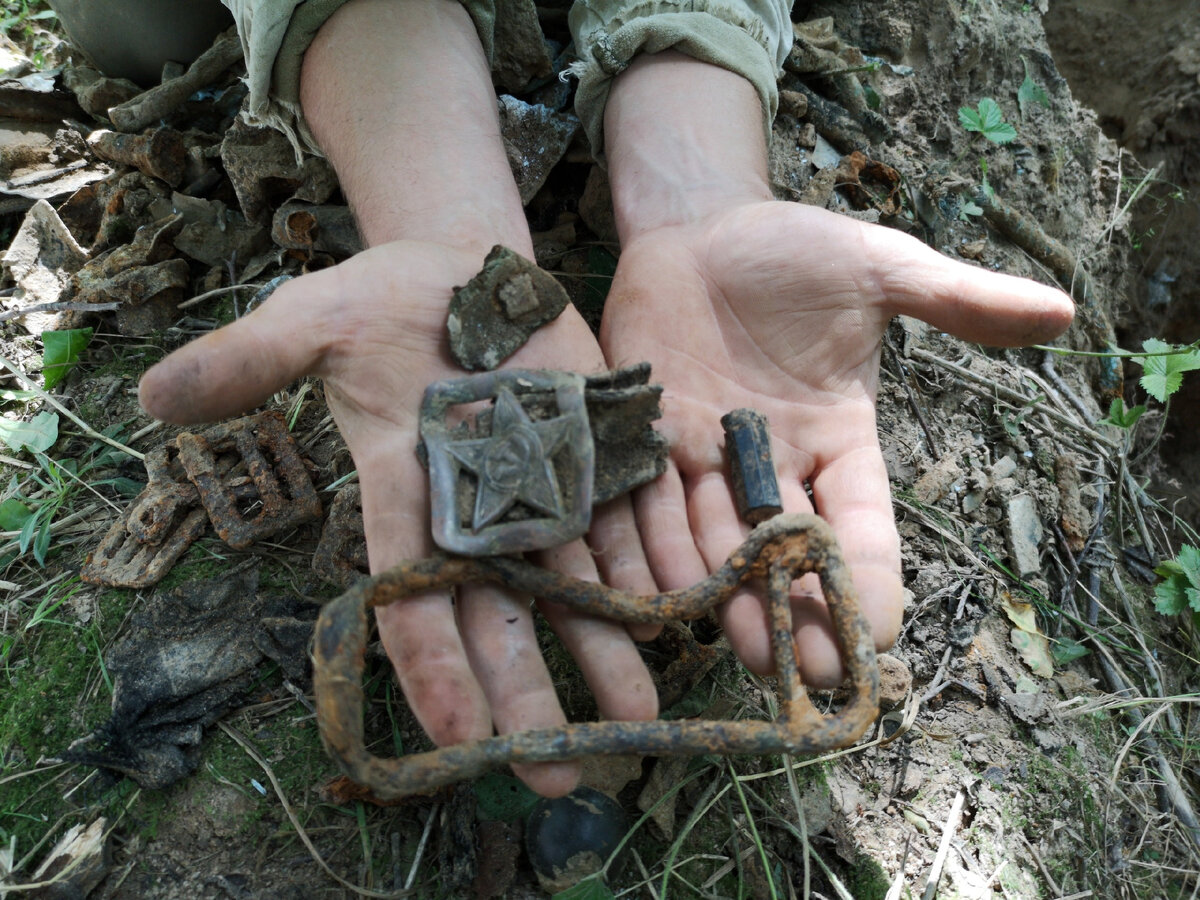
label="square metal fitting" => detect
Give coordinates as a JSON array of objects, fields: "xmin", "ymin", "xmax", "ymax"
[{"xmin": 421, "ymin": 370, "xmax": 594, "ymax": 556}]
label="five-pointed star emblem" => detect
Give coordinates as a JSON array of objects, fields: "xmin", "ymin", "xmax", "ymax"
[{"xmin": 446, "ymin": 387, "xmax": 572, "ymax": 530}]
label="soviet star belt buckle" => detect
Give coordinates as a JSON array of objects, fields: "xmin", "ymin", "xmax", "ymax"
[{"xmin": 421, "ymin": 370, "xmax": 594, "ymax": 556}]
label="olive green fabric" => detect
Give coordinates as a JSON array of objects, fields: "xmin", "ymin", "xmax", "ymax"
[
  {"xmin": 568, "ymin": 1, "xmax": 792, "ymax": 161},
  {"xmin": 222, "ymin": 0, "xmax": 497, "ymax": 155},
  {"xmin": 223, "ymin": 0, "xmax": 792, "ymax": 159}
]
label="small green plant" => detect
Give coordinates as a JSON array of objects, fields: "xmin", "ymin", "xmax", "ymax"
[
  {"xmin": 1132, "ymin": 338, "xmax": 1200, "ymax": 404},
  {"xmin": 1016, "ymin": 58, "xmax": 1051, "ymax": 119},
  {"xmin": 41, "ymin": 328, "xmax": 93, "ymax": 391},
  {"xmin": 0, "ymin": 429, "xmax": 139, "ymax": 567},
  {"xmin": 1154, "ymin": 545, "xmax": 1200, "ymax": 622},
  {"xmin": 958, "ymin": 97, "xmax": 1017, "ymax": 145}
]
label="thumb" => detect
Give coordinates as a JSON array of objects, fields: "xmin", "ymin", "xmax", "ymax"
[
  {"xmin": 864, "ymin": 226, "xmax": 1075, "ymax": 347},
  {"xmin": 139, "ymin": 279, "xmax": 326, "ymax": 424}
]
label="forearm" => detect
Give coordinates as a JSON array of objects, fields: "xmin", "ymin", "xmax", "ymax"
[
  {"xmin": 604, "ymin": 51, "xmax": 773, "ymax": 242},
  {"xmin": 299, "ymin": 0, "xmax": 529, "ymax": 255}
]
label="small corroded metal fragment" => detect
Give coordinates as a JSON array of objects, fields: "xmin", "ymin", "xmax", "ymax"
[
  {"xmin": 81, "ymin": 445, "xmax": 208, "ymax": 588},
  {"xmin": 313, "ymin": 513, "xmax": 879, "ymax": 800},
  {"xmin": 312, "ymin": 483, "xmax": 369, "ymax": 587},
  {"xmin": 177, "ymin": 411, "xmax": 322, "ymax": 550},
  {"xmin": 421, "ymin": 370, "xmax": 593, "ymax": 556},
  {"xmin": 446, "ymin": 245, "xmax": 570, "ymax": 371},
  {"xmin": 721, "ymin": 408, "xmax": 783, "ymax": 525}
]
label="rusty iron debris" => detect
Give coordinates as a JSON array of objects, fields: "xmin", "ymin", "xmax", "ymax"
[
  {"xmin": 446, "ymin": 245, "xmax": 570, "ymax": 371},
  {"xmin": 177, "ymin": 411, "xmax": 322, "ymax": 550},
  {"xmin": 421, "ymin": 369, "xmax": 593, "ymax": 556},
  {"xmin": 83, "ymin": 411, "xmax": 322, "ymax": 587},
  {"xmin": 81, "ymin": 445, "xmax": 209, "ymax": 589},
  {"xmin": 86, "ymin": 127, "xmax": 186, "ymax": 187},
  {"xmin": 722, "ymin": 408, "xmax": 784, "ymax": 525},
  {"xmin": 313, "ymin": 513, "xmax": 879, "ymax": 800},
  {"xmin": 312, "ymin": 483, "xmax": 369, "ymax": 587}
]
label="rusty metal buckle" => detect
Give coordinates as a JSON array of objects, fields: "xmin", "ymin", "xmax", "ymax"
[
  {"xmin": 81, "ymin": 445, "xmax": 209, "ymax": 588},
  {"xmin": 421, "ymin": 370, "xmax": 594, "ymax": 556},
  {"xmin": 177, "ymin": 411, "xmax": 322, "ymax": 550},
  {"xmin": 313, "ymin": 513, "xmax": 879, "ymax": 800}
]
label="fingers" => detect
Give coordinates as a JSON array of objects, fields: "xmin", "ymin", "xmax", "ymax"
[
  {"xmin": 139, "ymin": 277, "xmax": 329, "ymax": 424},
  {"xmin": 588, "ymin": 497, "xmax": 662, "ymax": 642},
  {"xmin": 535, "ymin": 540, "xmax": 659, "ymax": 724},
  {"xmin": 801, "ymin": 439, "xmax": 904, "ymax": 688},
  {"xmin": 695, "ymin": 470, "xmax": 815, "ymax": 675},
  {"xmin": 355, "ymin": 424, "xmax": 498, "ymax": 754},
  {"xmin": 457, "ymin": 584, "xmax": 580, "ymax": 796},
  {"xmin": 862, "ymin": 224, "xmax": 1076, "ymax": 346}
]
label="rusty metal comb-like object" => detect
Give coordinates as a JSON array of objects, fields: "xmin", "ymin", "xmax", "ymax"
[
  {"xmin": 313, "ymin": 513, "xmax": 879, "ymax": 800},
  {"xmin": 81, "ymin": 445, "xmax": 209, "ymax": 588},
  {"xmin": 177, "ymin": 411, "xmax": 322, "ymax": 550}
]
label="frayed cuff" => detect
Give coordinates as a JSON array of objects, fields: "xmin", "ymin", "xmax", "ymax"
[{"xmin": 568, "ymin": 3, "xmax": 790, "ymax": 163}]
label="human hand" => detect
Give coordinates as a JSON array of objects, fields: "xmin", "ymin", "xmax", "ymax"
[
  {"xmin": 139, "ymin": 240, "xmax": 659, "ymax": 795},
  {"xmin": 600, "ymin": 200, "xmax": 1074, "ymax": 686}
]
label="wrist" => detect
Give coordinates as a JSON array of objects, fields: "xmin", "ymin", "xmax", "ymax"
[
  {"xmin": 604, "ymin": 51, "xmax": 772, "ymax": 242},
  {"xmin": 300, "ymin": 0, "xmax": 530, "ymax": 256}
]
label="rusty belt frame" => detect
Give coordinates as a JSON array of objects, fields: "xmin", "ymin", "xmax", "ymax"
[{"xmin": 313, "ymin": 513, "xmax": 879, "ymax": 800}]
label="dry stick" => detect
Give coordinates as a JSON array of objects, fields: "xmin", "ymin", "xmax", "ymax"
[
  {"xmin": 0, "ymin": 301, "xmax": 121, "ymax": 324},
  {"xmin": 907, "ymin": 347, "xmax": 1119, "ymax": 451},
  {"xmin": 883, "ymin": 337, "xmax": 941, "ymax": 457},
  {"xmin": 0, "ymin": 353, "xmax": 144, "ymax": 461},
  {"xmin": 218, "ymin": 722, "xmax": 412, "ymax": 899},
  {"xmin": 108, "ymin": 27, "xmax": 243, "ymax": 132},
  {"xmin": 920, "ymin": 788, "xmax": 965, "ymax": 900}
]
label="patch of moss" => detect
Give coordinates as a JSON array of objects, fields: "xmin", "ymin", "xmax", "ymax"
[
  {"xmin": 843, "ymin": 852, "xmax": 891, "ymax": 900},
  {"xmin": 0, "ymin": 587, "xmax": 135, "ymax": 854}
]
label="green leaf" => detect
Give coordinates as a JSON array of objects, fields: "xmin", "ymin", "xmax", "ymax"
[
  {"xmin": 959, "ymin": 199, "xmax": 984, "ymax": 221},
  {"xmin": 32, "ymin": 517, "xmax": 52, "ymax": 566},
  {"xmin": 18, "ymin": 507, "xmax": 41, "ymax": 556},
  {"xmin": 1154, "ymin": 576, "xmax": 1189, "ymax": 616},
  {"xmin": 0, "ymin": 411, "xmax": 59, "ymax": 453},
  {"xmin": 958, "ymin": 98, "xmax": 1017, "ymax": 145},
  {"xmin": 1051, "ymin": 638, "xmax": 1089, "ymax": 665},
  {"xmin": 1017, "ymin": 60, "xmax": 1051, "ymax": 119},
  {"xmin": 552, "ymin": 876, "xmax": 615, "ymax": 900},
  {"xmin": 0, "ymin": 498, "xmax": 31, "ymax": 531},
  {"xmin": 41, "ymin": 328, "xmax": 93, "ymax": 391},
  {"xmin": 1135, "ymin": 338, "xmax": 1200, "ymax": 403},
  {"xmin": 472, "ymin": 773, "xmax": 540, "ymax": 822},
  {"xmin": 1101, "ymin": 398, "xmax": 1146, "ymax": 429},
  {"xmin": 1177, "ymin": 544, "xmax": 1200, "ymax": 587}
]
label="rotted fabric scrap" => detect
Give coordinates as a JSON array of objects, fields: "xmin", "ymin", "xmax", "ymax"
[{"xmin": 61, "ymin": 566, "xmax": 320, "ymax": 789}]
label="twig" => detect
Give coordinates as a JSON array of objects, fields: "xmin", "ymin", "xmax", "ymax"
[
  {"xmin": 402, "ymin": 803, "xmax": 437, "ymax": 892},
  {"xmin": 908, "ymin": 347, "xmax": 1119, "ymax": 451},
  {"xmin": 218, "ymin": 722, "xmax": 412, "ymax": 898},
  {"xmin": 108, "ymin": 27, "xmax": 244, "ymax": 132},
  {"xmin": 0, "ymin": 353, "xmax": 144, "ymax": 461},
  {"xmin": 1036, "ymin": 353, "xmax": 1095, "ymax": 424},
  {"xmin": 177, "ymin": 282, "xmax": 266, "ymax": 310},
  {"xmin": 1018, "ymin": 832, "xmax": 1062, "ymax": 896},
  {"xmin": 1082, "ymin": 571, "xmax": 1200, "ymax": 857},
  {"xmin": 0, "ymin": 301, "xmax": 122, "ymax": 324},
  {"xmin": 921, "ymin": 788, "xmax": 966, "ymax": 900},
  {"xmin": 884, "ymin": 336, "xmax": 941, "ymax": 457}
]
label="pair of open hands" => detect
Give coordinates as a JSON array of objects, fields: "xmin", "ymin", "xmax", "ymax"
[{"xmin": 139, "ymin": 197, "xmax": 1074, "ymax": 795}]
